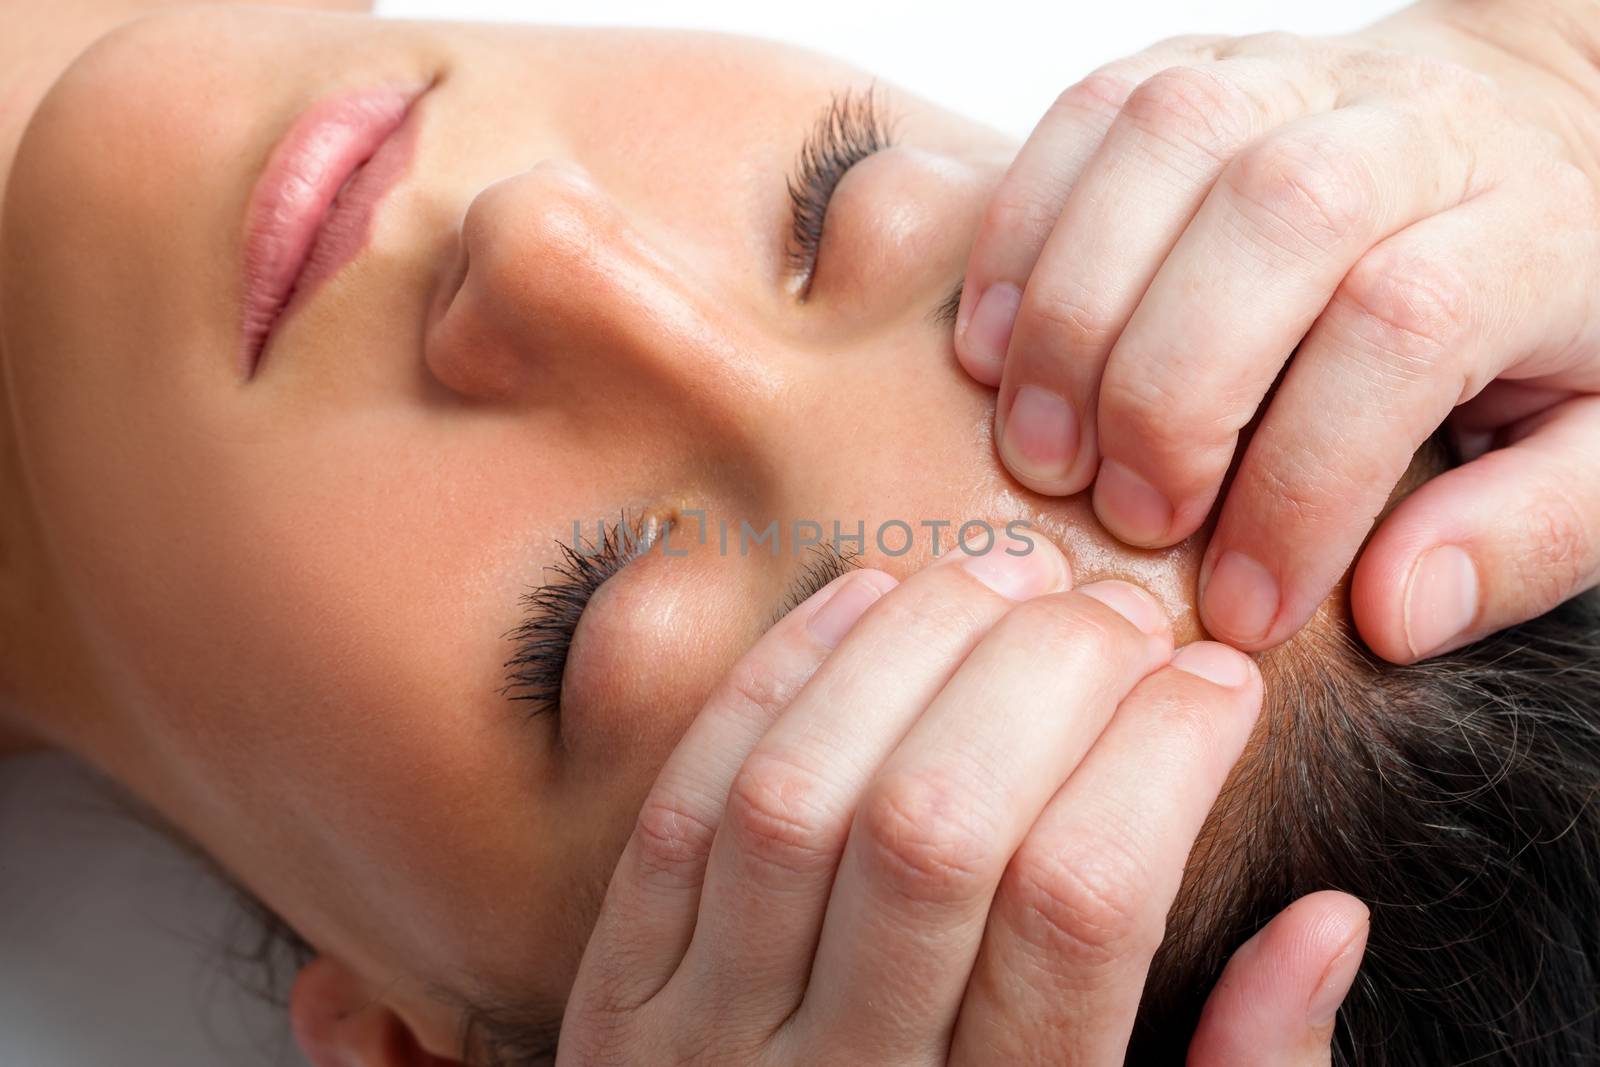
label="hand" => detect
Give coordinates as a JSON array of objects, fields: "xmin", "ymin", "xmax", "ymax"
[
  {"xmin": 559, "ymin": 539, "xmax": 1366, "ymax": 1064},
  {"xmin": 951, "ymin": 17, "xmax": 1600, "ymax": 661}
]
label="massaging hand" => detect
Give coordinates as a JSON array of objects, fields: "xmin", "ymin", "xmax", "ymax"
[
  {"xmin": 953, "ymin": 14, "xmax": 1600, "ymax": 662},
  {"xmin": 559, "ymin": 540, "xmax": 1367, "ymax": 1065}
]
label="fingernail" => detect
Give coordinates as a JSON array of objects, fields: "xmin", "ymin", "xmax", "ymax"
[
  {"xmin": 954, "ymin": 535, "xmax": 1071, "ymax": 600},
  {"xmin": 1001, "ymin": 384, "xmax": 1079, "ymax": 483},
  {"xmin": 963, "ymin": 282, "xmax": 1022, "ymax": 376},
  {"xmin": 1306, "ymin": 911, "xmax": 1369, "ymax": 1030},
  {"xmin": 1169, "ymin": 641, "xmax": 1252, "ymax": 687},
  {"xmin": 806, "ymin": 574, "xmax": 889, "ymax": 647},
  {"xmin": 1077, "ymin": 579, "xmax": 1169, "ymax": 635},
  {"xmin": 1093, "ymin": 459, "xmax": 1172, "ymax": 545},
  {"xmin": 1202, "ymin": 550, "xmax": 1280, "ymax": 644},
  {"xmin": 1402, "ymin": 544, "xmax": 1479, "ymax": 659}
]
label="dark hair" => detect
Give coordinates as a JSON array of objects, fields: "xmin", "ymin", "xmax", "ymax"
[
  {"xmin": 1131, "ymin": 583, "xmax": 1600, "ymax": 1064},
  {"xmin": 224, "ymin": 444, "xmax": 1600, "ymax": 1066}
]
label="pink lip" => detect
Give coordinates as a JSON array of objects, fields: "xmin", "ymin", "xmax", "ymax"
[{"xmin": 238, "ymin": 81, "xmax": 430, "ymax": 378}]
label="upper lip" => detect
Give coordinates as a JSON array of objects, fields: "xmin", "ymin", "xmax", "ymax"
[{"xmin": 237, "ymin": 80, "xmax": 432, "ymax": 378}]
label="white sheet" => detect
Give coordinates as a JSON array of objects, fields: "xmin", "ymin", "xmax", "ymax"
[{"xmin": 0, "ymin": 3, "xmax": 1405, "ymax": 1063}]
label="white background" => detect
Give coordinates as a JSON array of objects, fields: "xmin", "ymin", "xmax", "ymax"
[
  {"xmin": 1, "ymin": 2, "xmax": 1405, "ymax": 1065},
  {"xmin": 379, "ymin": 0, "xmax": 1409, "ymax": 138}
]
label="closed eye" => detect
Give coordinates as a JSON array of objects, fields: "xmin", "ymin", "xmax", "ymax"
[
  {"xmin": 499, "ymin": 521, "xmax": 858, "ymax": 720},
  {"xmin": 784, "ymin": 83, "xmax": 897, "ymax": 299}
]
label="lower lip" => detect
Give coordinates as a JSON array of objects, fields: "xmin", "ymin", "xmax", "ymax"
[{"xmin": 238, "ymin": 81, "xmax": 430, "ymax": 378}]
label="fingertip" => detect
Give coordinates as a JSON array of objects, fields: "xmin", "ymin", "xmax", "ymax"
[
  {"xmin": 941, "ymin": 527, "xmax": 1074, "ymax": 600},
  {"xmin": 1168, "ymin": 640, "xmax": 1256, "ymax": 691},
  {"xmin": 1350, "ymin": 500, "xmax": 1481, "ymax": 665},
  {"xmin": 1196, "ymin": 547, "xmax": 1286, "ymax": 652},
  {"xmin": 1093, "ymin": 458, "xmax": 1174, "ymax": 547},
  {"xmin": 1076, "ymin": 578, "xmax": 1172, "ymax": 636},
  {"xmin": 956, "ymin": 281, "xmax": 1021, "ymax": 387},
  {"xmin": 1398, "ymin": 543, "xmax": 1480, "ymax": 661},
  {"xmin": 1189, "ymin": 890, "xmax": 1369, "ymax": 1067},
  {"xmin": 1349, "ymin": 522, "xmax": 1422, "ymax": 663},
  {"xmin": 1283, "ymin": 891, "xmax": 1370, "ymax": 966},
  {"xmin": 802, "ymin": 569, "xmax": 896, "ymax": 648},
  {"xmin": 853, "ymin": 567, "xmax": 902, "ymax": 597},
  {"xmin": 955, "ymin": 341, "xmax": 1006, "ymax": 388},
  {"xmin": 1303, "ymin": 894, "xmax": 1370, "ymax": 1031},
  {"xmin": 952, "ymin": 265, "xmax": 981, "ymax": 342}
]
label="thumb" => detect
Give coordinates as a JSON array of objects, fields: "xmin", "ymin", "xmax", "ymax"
[
  {"xmin": 1186, "ymin": 891, "xmax": 1368, "ymax": 1067},
  {"xmin": 1352, "ymin": 394, "xmax": 1600, "ymax": 663}
]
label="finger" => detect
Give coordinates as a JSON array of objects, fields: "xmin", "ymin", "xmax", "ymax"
[
  {"xmin": 673, "ymin": 536, "xmax": 1073, "ymax": 1026},
  {"xmin": 1447, "ymin": 380, "xmax": 1580, "ymax": 459},
  {"xmin": 953, "ymin": 36, "xmax": 1224, "ymax": 386},
  {"xmin": 1187, "ymin": 891, "xmax": 1370, "ymax": 1067},
  {"xmin": 573, "ymin": 567, "xmax": 895, "ymax": 1012},
  {"xmin": 1451, "ymin": 381, "xmax": 1584, "ymax": 433},
  {"xmin": 1200, "ymin": 177, "xmax": 1600, "ymax": 650},
  {"xmin": 995, "ymin": 55, "xmax": 1326, "ymax": 493},
  {"xmin": 1352, "ymin": 394, "xmax": 1600, "ymax": 662},
  {"xmin": 1091, "ymin": 95, "xmax": 1501, "ymax": 553},
  {"xmin": 947, "ymin": 641, "xmax": 1263, "ymax": 1066},
  {"xmin": 793, "ymin": 581, "xmax": 1174, "ymax": 1063}
]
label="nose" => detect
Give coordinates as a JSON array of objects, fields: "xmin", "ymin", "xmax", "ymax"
[{"xmin": 423, "ymin": 159, "xmax": 782, "ymax": 431}]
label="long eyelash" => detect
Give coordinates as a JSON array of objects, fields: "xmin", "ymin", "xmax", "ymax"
[
  {"xmin": 501, "ymin": 524, "xmax": 860, "ymax": 719},
  {"xmin": 498, "ymin": 514, "xmax": 657, "ymax": 719},
  {"xmin": 930, "ymin": 280, "xmax": 964, "ymax": 328},
  {"xmin": 785, "ymin": 83, "xmax": 896, "ymax": 292},
  {"xmin": 770, "ymin": 541, "xmax": 862, "ymax": 628}
]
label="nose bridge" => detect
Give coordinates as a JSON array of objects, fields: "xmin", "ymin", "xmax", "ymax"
[{"xmin": 424, "ymin": 159, "xmax": 787, "ymax": 448}]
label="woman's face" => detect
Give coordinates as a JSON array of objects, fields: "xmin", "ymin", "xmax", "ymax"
[{"xmin": 1, "ymin": 6, "xmax": 1224, "ymax": 1048}]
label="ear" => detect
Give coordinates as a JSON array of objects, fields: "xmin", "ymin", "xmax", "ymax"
[{"xmin": 289, "ymin": 955, "xmax": 464, "ymax": 1067}]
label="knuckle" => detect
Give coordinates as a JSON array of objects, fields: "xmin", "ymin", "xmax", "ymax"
[
  {"xmin": 1548, "ymin": 158, "xmax": 1599, "ymax": 221},
  {"xmin": 631, "ymin": 792, "xmax": 719, "ymax": 890},
  {"xmin": 999, "ymin": 593, "xmax": 1124, "ymax": 660},
  {"xmin": 1000, "ymin": 831, "xmax": 1153, "ymax": 969},
  {"xmin": 554, "ymin": 1010, "xmax": 636, "ymax": 1067},
  {"xmin": 726, "ymin": 752, "xmax": 840, "ymax": 880},
  {"xmin": 1228, "ymin": 29, "xmax": 1306, "ymax": 54},
  {"xmin": 1018, "ymin": 276, "xmax": 1119, "ymax": 356},
  {"xmin": 1335, "ymin": 249, "xmax": 1473, "ymax": 370},
  {"xmin": 1100, "ymin": 375, "xmax": 1189, "ymax": 454},
  {"xmin": 1098, "ymin": 368, "xmax": 1245, "ymax": 468},
  {"xmin": 889, "ymin": 575, "xmax": 1001, "ymax": 641},
  {"xmin": 716, "ymin": 653, "xmax": 803, "ymax": 734},
  {"xmin": 1227, "ymin": 132, "xmax": 1376, "ymax": 254},
  {"xmin": 1250, "ymin": 449, "xmax": 1349, "ymax": 527},
  {"xmin": 1411, "ymin": 52, "xmax": 1497, "ymax": 105},
  {"xmin": 1149, "ymin": 31, "xmax": 1225, "ymax": 54},
  {"xmin": 859, "ymin": 768, "xmax": 999, "ymax": 908},
  {"xmin": 980, "ymin": 183, "xmax": 1065, "ymax": 256},
  {"xmin": 1520, "ymin": 472, "xmax": 1596, "ymax": 601},
  {"xmin": 1122, "ymin": 65, "xmax": 1257, "ymax": 160},
  {"xmin": 1053, "ymin": 69, "xmax": 1140, "ymax": 124}
]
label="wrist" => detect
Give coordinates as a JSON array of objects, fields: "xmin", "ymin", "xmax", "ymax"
[
  {"xmin": 1367, "ymin": 0, "xmax": 1600, "ymax": 175},
  {"xmin": 1510, "ymin": 0, "xmax": 1600, "ymax": 74}
]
